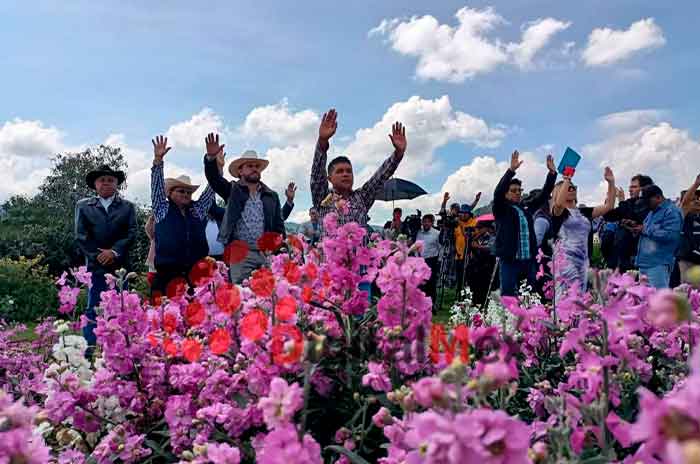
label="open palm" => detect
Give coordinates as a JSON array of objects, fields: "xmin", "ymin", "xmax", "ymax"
[
  {"xmin": 319, "ymin": 109, "xmax": 338, "ymax": 141},
  {"xmin": 389, "ymin": 122, "xmax": 407, "ymax": 155}
]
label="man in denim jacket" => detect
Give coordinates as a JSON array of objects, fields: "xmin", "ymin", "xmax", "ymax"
[{"xmin": 634, "ymin": 185, "xmax": 683, "ymax": 288}]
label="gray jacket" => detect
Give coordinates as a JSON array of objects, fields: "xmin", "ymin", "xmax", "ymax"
[{"xmin": 74, "ymin": 195, "xmax": 137, "ymax": 274}]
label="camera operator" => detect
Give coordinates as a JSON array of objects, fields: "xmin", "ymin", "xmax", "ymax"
[
  {"xmin": 383, "ymin": 207, "xmax": 410, "ymax": 240},
  {"xmin": 416, "ymin": 214, "xmax": 440, "ymax": 306},
  {"xmin": 453, "ymin": 192, "xmax": 482, "ymax": 298}
]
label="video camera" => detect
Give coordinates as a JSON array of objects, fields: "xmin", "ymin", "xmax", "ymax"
[{"xmin": 403, "ymin": 210, "xmax": 422, "ymax": 241}]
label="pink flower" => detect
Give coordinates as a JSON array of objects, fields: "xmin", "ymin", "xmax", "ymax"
[
  {"xmin": 372, "ymin": 407, "xmax": 394, "ymax": 428},
  {"xmin": 257, "ymin": 377, "xmax": 303, "ymax": 429},
  {"xmin": 411, "ymin": 377, "xmax": 447, "ymax": 409},
  {"xmin": 72, "ymin": 265, "xmax": 93, "ymax": 287},
  {"xmin": 255, "ymin": 423, "xmax": 323, "ymax": 464},
  {"xmin": 206, "ymin": 443, "xmax": 241, "ymax": 464},
  {"xmin": 647, "ymin": 289, "xmax": 691, "ymax": 329},
  {"xmin": 362, "ymin": 362, "xmax": 392, "ymax": 392}
]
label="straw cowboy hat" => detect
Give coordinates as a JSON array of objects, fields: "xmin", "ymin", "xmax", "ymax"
[
  {"xmin": 229, "ymin": 150, "xmax": 269, "ymax": 178},
  {"xmin": 165, "ymin": 175, "xmax": 200, "ymax": 195},
  {"xmin": 86, "ymin": 165, "xmax": 126, "ymax": 189}
]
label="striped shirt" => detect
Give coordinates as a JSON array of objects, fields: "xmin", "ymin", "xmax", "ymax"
[
  {"xmin": 513, "ymin": 205, "xmax": 531, "ymax": 260},
  {"xmin": 310, "ymin": 142, "xmax": 401, "ymax": 230},
  {"xmin": 150, "ymin": 163, "xmax": 214, "ymax": 223}
]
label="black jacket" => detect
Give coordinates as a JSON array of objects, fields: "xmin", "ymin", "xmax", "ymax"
[
  {"xmin": 204, "ymin": 157, "xmax": 289, "ymax": 245},
  {"xmin": 74, "ymin": 195, "xmax": 137, "ymax": 274},
  {"xmin": 492, "ymin": 169, "xmax": 557, "ymax": 262}
]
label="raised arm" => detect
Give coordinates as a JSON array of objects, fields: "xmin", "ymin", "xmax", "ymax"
[
  {"xmin": 359, "ymin": 122, "xmax": 406, "ymax": 197},
  {"xmin": 592, "ymin": 167, "xmax": 616, "ymax": 218},
  {"xmin": 494, "ymin": 151, "xmax": 523, "ymax": 211},
  {"xmin": 440, "ymin": 192, "xmax": 450, "ymax": 215},
  {"xmin": 311, "ymin": 110, "xmax": 336, "ymax": 207},
  {"xmin": 681, "ymin": 174, "xmax": 700, "ymax": 216},
  {"xmin": 282, "ymin": 182, "xmax": 296, "ymax": 220},
  {"xmin": 527, "ymin": 155, "xmax": 558, "ymax": 213},
  {"xmin": 151, "ymin": 135, "xmax": 171, "ymax": 223},
  {"xmin": 551, "ymin": 176, "xmax": 570, "ymax": 217},
  {"xmin": 204, "ymin": 133, "xmax": 232, "ymax": 201},
  {"xmin": 469, "ymin": 192, "xmax": 482, "ymax": 211}
]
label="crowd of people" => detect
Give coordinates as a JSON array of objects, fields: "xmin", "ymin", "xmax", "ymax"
[{"xmin": 73, "ymin": 106, "xmax": 695, "ymax": 355}]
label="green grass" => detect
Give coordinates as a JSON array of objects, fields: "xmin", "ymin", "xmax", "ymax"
[
  {"xmin": 433, "ymin": 287, "xmax": 458, "ymax": 325},
  {"xmin": 12, "ymin": 321, "xmax": 39, "ymax": 342}
]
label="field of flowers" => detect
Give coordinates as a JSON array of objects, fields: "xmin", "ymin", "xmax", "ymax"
[{"xmin": 1, "ymin": 213, "xmax": 699, "ymax": 463}]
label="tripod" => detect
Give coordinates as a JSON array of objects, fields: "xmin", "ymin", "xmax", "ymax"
[{"xmin": 435, "ymin": 234, "xmax": 456, "ymax": 312}]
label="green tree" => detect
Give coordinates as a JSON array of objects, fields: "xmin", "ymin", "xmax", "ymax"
[{"xmin": 0, "ymin": 146, "xmax": 150, "ymax": 276}]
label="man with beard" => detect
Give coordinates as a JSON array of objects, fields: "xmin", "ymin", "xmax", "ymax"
[{"xmin": 203, "ymin": 133, "xmax": 289, "ymax": 283}]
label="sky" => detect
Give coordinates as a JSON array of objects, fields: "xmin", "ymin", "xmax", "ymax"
[{"xmin": 1, "ymin": 0, "xmax": 699, "ymax": 224}]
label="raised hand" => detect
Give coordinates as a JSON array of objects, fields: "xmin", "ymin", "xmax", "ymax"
[
  {"xmin": 546, "ymin": 154, "xmax": 556, "ymax": 174},
  {"xmin": 318, "ymin": 109, "xmax": 338, "ymax": 142},
  {"xmin": 604, "ymin": 166, "xmax": 615, "ymax": 184},
  {"xmin": 474, "ymin": 192, "xmax": 482, "ymax": 203},
  {"xmin": 285, "ymin": 182, "xmax": 297, "ymax": 203},
  {"xmin": 152, "ymin": 135, "xmax": 171, "ymax": 164},
  {"xmin": 510, "ymin": 150, "xmax": 523, "ymax": 172},
  {"xmin": 205, "ymin": 133, "xmax": 225, "ymax": 158},
  {"xmin": 443, "ymin": 192, "xmax": 450, "ymax": 203},
  {"xmin": 616, "ymin": 187, "xmax": 625, "ymax": 202},
  {"xmin": 216, "ymin": 150, "xmax": 226, "ymax": 173},
  {"xmin": 389, "ymin": 122, "xmax": 407, "ymax": 156}
]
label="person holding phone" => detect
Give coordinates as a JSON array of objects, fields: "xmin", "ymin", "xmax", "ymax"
[
  {"xmin": 551, "ymin": 168, "xmax": 616, "ymax": 299},
  {"xmin": 492, "ymin": 151, "xmax": 558, "ymax": 296}
]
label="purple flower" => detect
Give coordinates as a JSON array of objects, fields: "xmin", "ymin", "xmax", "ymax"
[
  {"xmin": 206, "ymin": 443, "xmax": 241, "ymax": 464},
  {"xmin": 412, "ymin": 377, "xmax": 447, "ymax": 409},
  {"xmin": 255, "ymin": 423, "xmax": 323, "ymax": 464},
  {"xmin": 257, "ymin": 377, "xmax": 303, "ymax": 429},
  {"xmin": 647, "ymin": 289, "xmax": 691, "ymax": 329},
  {"xmin": 362, "ymin": 362, "xmax": 392, "ymax": 393}
]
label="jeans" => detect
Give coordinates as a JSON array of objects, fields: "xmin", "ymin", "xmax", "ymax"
[
  {"xmin": 640, "ymin": 264, "xmax": 672, "ymax": 289},
  {"xmin": 229, "ymin": 250, "xmax": 267, "ymax": 284},
  {"xmin": 499, "ymin": 259, "xmax": 536, "ymax": 297},
  {"xmin": 83, "ymin": 272, "xmax": 109, "ymax": 359}
]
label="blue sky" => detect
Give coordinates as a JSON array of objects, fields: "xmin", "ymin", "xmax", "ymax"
[{"xmin": 1, "ymin": 1, "xmax": 698, "ymax": 223}]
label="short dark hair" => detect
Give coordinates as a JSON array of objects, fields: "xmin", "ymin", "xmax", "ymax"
[
  {"xmin": 631, "ymin": 174, "xmax": 654, "ymax": 188},
  {"xmin": 510, "ymin": 178, "xmax": 522, "ymax": 187},
  {"xmin": 642, "ymin": 184, "xmax": 664, "ymax": 200},
  {"xmin": 449, "ymin": 202, "xmax": 460, "ymax": 210},
  {"xmin": 393, "ymin": 207, "xmax": 402, "ymax": 215},
  {"xmin": 423, "ymin": 214, "xmax": 435, "ymax": 222},
  {"xmin": 328, "ymin": 156, "xmax": 352, "ymax": 175}
]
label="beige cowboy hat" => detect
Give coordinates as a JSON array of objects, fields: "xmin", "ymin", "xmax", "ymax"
[
  {"xmin": 229, "ymin": 150, "xmax": 269, "ymax": 178},
  {"xmin": 165, "ymin": 175, "xmax": 200, "ymax": 196}
]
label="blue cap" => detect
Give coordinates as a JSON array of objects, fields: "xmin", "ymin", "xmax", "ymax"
[{"xmin": 459, "ymin": 204, "xmax": 473, "ymax": 214}]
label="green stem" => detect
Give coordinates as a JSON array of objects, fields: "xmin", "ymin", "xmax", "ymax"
[{"xmin": 298, "ymin": 343, "xmax": 314, "ymax": 441}]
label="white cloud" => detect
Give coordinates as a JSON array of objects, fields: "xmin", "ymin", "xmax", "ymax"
[
  {"xmin": 0, "ymin": 155, "xmax": 51, "ymax": 200},
  {"xmin": 165, "ymin": 108, "xmax": 225, "ymax": 149},
  {"xmin": 0, "ymin": 118, "xmax": 65, "ymax": 158},
  {"xmin": 583, "ymin": 121, "xmax": 700, "ymax": 199},
  {"xmin": 239, "ymin": 99, "xmax": 320, "ymax": 146},
  {"xmin": 371, "ymin": 7, "xmax": 570, "ymax": 81},
  {"xmin": 582, "ymin": 18, "xmax": 665, "ymax": 67},
  {"xmin": 596, "ymin": 109, "xmax": 665, "ymax": 133},
  {"xmin": 507, "ymin": 18, "xmax": 571, "ymax": 69},
  {"xmin": 345, "ymin": 95, "xmax": 506, "ymax": 180}
]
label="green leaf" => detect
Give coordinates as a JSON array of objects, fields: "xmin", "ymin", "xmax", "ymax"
[{"xmin": 325, "ymin": 445, "xmax": 372, "ymax": 464}]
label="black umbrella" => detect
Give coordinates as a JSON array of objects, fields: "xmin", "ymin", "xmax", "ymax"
[{"xmin": 375, "ymin": 178, "xmax": 427, "ymax": 202}]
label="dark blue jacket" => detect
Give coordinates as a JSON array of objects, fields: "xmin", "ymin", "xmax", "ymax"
[{"xmin": 155, "ymin": 201, "xmax": 209, "ymax": 271}]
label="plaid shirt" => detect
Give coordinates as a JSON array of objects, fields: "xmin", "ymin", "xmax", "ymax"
[
  {"xmin": 512, "ymin": 204, "xmax": 531, "ymax": 260},
  {"xmin": 310, "ymin": 142, "xmax": 401, "ymax": 231},
  {"xmin": 151, "ymin": 163, "xmax": 214, "ymax": 223}
]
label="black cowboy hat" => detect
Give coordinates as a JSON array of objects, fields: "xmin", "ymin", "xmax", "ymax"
[{"xmin": 86, "ymin": 165, "xmax": 126, "ymax": 189}]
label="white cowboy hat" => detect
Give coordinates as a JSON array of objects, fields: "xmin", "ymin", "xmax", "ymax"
[
  {"xmin": 229, "ymin": 150, "xmax": 269, "ymax": 178},
  {"xmin": 165, "ymin": 175, "xmax": 200, "ymax": 195}
]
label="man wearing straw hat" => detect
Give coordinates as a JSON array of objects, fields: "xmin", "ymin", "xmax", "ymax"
[
  {"xmin": 75, "ymin": 163, "xmax": 137, "ymax": 358},
  {"xmin": 150, "ymin": 135, "xmax": 215, "ymax": 293},
  {"xmin": 203, "ymin": 133, "xmax": 289, "ymax": 283}
]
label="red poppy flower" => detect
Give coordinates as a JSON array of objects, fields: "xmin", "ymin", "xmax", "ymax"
[
  {"xmin": 250, "ymin": 268, "xmax": 275, "ymax": 298},
  {"xmin": 215, "ymin": 283, "xmax": 241, "ymax": 315},
  {"xmin": 184, "ymin": 301, "xmax": 206, "ymax": 327},
  {"xmin": 257, "ymin": 232, "xmax": 283, "ymax": 253},
  {"xmin": 287, "ymin": 234, "xmax": 304, "ymax": 252},
  {"xmin": 147, "ymin": 332, "xmax": 159, "ymax": 347},
  {"xmin": 189, "ymin": 258, "xmax": 216, "ymax": 286},
  {"xmin": 163, "ymin": 313, "xmax": 178, "ymax": 334},
  {"xmin": 224, "ymin": 240, "xmax": 250, "ymax": 265},
  {"xmin": 240, "ymin": 309, "xmax": 268, "ymax": 342},
  {"xmin": 302, "ymin": 286, "xmax": 313, "ymax": 304},
  {"xmin": 303, "ymin": 262, "xmax": 319, "ymax": 281},
  {"xmin": 275, "ymin": 295, "xmax": 297, "ymax": 321},
  {"xmin": 183, "ymin": 338, "xmax": 203, "ymax": 362},
  {"xmin": 166, "ymin": 277, "xmax": 188, "ymax": 299},
  {"xmin": 271, "ymin": 324, "xmax": 304, "ymax": 365},
  {"xmin": 209, "ymin": 328, "xmax": 231, "ymax": 355},
  {"xmin": 283, "ymin": 261, "xmax": 301, "ymax": 285},
  {"xmin": 163, "ymin": 337, "xmax": 178, "ymax": 357}
]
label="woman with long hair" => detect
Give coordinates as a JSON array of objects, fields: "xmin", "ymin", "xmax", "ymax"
[{"xmin": 551, "ymin": 167, "xmax": 616, "ymax": 299}]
